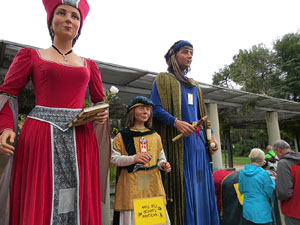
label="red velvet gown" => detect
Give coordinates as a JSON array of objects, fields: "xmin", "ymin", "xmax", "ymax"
[{"xmin": 0, "ymin": 48, "xmax": 104, "ymax": 225}]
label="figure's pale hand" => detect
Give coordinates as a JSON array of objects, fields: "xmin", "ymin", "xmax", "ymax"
[
  {"xmin": 210, "ymin": 134, "xmax": 219, "ymax": 154},
  {"xmin": 92, "ymin": 109, "xmax": 109, "ymax": 125},
  {"xmin": 0, "ymin": 129, "xmax": 16, "ymax": 156},
  {"xmin": 161, "ymin": 162, "xmax": 171, "ymax": 173},
  {"xmin": 134, "ymin": 153, "xmax": 151, "ymax": 164},
  {"xmin": 174, "ymin": 120, "xmax": 195, "ymax": 137}
]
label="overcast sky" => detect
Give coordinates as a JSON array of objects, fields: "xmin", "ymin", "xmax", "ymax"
[{"xmin": 1, "ymin": 0, "xmax": 300, "ymax": 84}]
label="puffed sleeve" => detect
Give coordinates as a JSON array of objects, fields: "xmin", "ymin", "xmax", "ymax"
[
  {"xmin": 0, "ymin": 102, "xmax": 14, "ymax": 132},
  {"xmin": 0, "ymin": 48, "xmax": 32, "ymax": 96},
  {"xmin": 88, "ymin": 60, "xmax": 105, "ymax": 104},
  {"xmin": 112, "ymin": 132, "xmax": 123, "ymax": 152},
  {"xmin": 0, "ymin": 48, "xmax": 32, "ymax": 133}
]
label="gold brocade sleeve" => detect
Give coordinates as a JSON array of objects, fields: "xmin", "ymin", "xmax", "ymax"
[{"xmin": 113, "ymin": 132, "xmax": 127, "ymax": 155}]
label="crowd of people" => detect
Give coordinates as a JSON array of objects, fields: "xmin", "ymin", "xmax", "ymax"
[
  {"xmin": 238, "ymin": 141, "xmax": 300, "ymax": 225},
  {"xmin": 0, "ymin": 0, "xmax": 300, "ymax": 225}
]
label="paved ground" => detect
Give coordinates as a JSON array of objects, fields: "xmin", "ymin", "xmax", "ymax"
[
  {"xmin": 232, "ymin": 164, "xmax": 244, "ymax": 171},
  {"xmin": 110, "ymin": 185, "xmax": 115, "ymax": 225}
]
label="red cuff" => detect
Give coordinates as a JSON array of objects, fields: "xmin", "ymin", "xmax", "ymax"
[{"xmin": 0, "ymin": 102, "xmax": 14, "ymax": 132}]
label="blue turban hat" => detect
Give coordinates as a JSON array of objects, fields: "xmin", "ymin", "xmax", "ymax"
[{"xmin": 165, "ymin": 40, "xmax": 193, "ymax": 63}]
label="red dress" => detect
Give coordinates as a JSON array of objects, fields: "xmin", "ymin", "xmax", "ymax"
[{"xmin": 0, "ymin": 48, "xmax": 105, "ymax": 225}]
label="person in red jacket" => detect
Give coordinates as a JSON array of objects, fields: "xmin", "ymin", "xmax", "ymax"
[{"xmin": 273, "ymin": 140, "xmax": 300, "ymax": 225}]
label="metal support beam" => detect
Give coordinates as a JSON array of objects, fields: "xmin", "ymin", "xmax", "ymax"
[{"xmin": 224, "ymin": 127, "xmax": 233, "ymax": 168}]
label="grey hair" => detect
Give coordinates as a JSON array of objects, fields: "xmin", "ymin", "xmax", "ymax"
[
  {"xmin": 249, "ymin": 148, "xmax": 265, "ymax": 163},
  {"xmin": 273, "ymin": 140, "xmax": 290, "ymax": 151}
]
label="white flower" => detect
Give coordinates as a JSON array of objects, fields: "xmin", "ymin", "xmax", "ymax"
[{"xmin": 110, "ymin": 86, "xmax": 119, "ymax": 94}]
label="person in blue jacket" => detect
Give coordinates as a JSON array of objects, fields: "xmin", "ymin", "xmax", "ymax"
[{"xmin": 239, "ymin": 148, "xmax": 276, "ymax": 225}]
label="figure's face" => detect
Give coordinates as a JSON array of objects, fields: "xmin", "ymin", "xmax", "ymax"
[
  {"xmin": 175, "ymin": 47, "xmax": 193, "ymax": 72},
  {"xmin": 51, "ymin": 4, "xmax": 81, "ymax": 41},
  {"xmin": 134, "ymin": 105, "xmax": 151, "ymax": 123}
]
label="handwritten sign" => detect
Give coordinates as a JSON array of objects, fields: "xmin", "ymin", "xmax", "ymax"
[{"xmin": 134, "ymin": 197, "xmax": 166, "ymax": 225}]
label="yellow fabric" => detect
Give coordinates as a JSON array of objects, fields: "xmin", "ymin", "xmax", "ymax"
[
  {"xmin": 129, "ymin": 103, "xmax": 152, "ymax": 111},
  {"xmin": 233, "ymin": 183, "xmax": 244, "ymax": 205},
  {"xmin": 113, "ymin": 129, "xmax": 166, "ymax": 211}
]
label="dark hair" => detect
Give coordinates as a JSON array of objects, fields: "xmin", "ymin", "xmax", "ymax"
[{"xmin": 126, "ymin": 107, "xmax": 153, "ymax": 128}]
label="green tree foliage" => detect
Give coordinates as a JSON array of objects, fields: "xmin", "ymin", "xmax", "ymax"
[
  {"xmin": 212, "ymin": 32, "xmax": 300, "ymax": 156},
  {"xmin": 212, "ymin": 66, "xmax": 233, "ymax": 88},
  {"xmin": 233, "ymin": 139, "xmax": 258, "ymax": 157},
  {"xmin": 213, "ymin": 32, "xmax": 300, "ymax": 102},
  {"xmin": 273, "ymin": 33, "xmax": 300, "ymax": 101},
  {"xmin": 230, "ymin": 129, "xmax": 268, "ymax": 156},
  {"xmin": 213, "ymin": 44, "xmax": 279, "ymax": 95}
]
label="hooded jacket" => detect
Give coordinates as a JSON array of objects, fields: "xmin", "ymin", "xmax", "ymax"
[
  {"xmin": 276, "ymin": 151, "xmax": 300, "ymax": 219},
  {"xmin": 239, "ymin": 164, "xmax": 276, "ymax": 224}
]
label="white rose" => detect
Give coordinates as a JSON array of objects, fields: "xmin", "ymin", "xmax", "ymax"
[{"xmin": 110, "ymin": 86, "xmax": 119, "ymax": 94}]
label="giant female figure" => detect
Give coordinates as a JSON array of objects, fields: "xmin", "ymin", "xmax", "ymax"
[{"xmin": 0, "ymin": 1, "xmax": 110, "ymax": 225}]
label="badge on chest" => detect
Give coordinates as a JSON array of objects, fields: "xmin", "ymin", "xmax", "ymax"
[
  {"xmin": 188, "ymin": 93, "xmax": 193, "ymax": 105},
  {"xmin": 139, "ymin": 136, "xmax": 148, "ymax": 153}
]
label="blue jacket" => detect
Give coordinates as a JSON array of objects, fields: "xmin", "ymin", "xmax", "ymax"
[{"xmin": 239, "ymin": 164, "xmax": 276, "ymax": 224}]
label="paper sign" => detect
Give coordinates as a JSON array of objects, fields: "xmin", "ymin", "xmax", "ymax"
[{"xmin": 134, "ymin": 197, "xmax": 166, "ymax": 225}]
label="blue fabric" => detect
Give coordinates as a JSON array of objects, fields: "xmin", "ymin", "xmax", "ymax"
[
  {"xmin": 165, "ymin": 40, "xmax": 193, "ymax": 62},
  {"xmin": 151, "ymin": 81, "xmax": 215, "ymax": 130},
  {"xmin": 173, "ymin": 40, "xmax": 193, "ymax": 53},
  {"xmin": 239, "ymin": 164, "xmax": 276, "ymax": 224},
  {"xmin": 151, "ymin": 79, "xmax": 219, "ymax": 225},
  {"xmin": 151, "ymin": 82, "xmax": 177, "ymax": 127}
]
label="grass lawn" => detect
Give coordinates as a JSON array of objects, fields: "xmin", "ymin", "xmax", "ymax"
[
  {"xmin": 222, "ymin": 152, "xmax": 249, "ymax": 165},
  {"xmin": 110, "ymin": 165, "xmax": 117, "ymax": 184},
  {"xmin": 233, "ymin": 156, "xmax": 250, "ymax": 165}
]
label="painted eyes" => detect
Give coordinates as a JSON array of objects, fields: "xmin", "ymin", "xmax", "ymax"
[
  {"xmin": 182, "ymin": 50, "xmax": 193, "ymax": 56},
  {"xmin": 56, "ymin": 10, "xmax": 80, "ymax": 20},
  {"xmin": 71, "ymin": 13, "xmax": 80, "ymax": 20},
  {"xmin": 57, "ymin": 11, "xmax": 65, "ymax": 16},
  {"xmin": 137, "ymin": 106, "xmax": 151, "ymax": 112}
]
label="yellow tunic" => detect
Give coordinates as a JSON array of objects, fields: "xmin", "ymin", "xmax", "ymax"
[{"xmin": 113, "ymin": 129, "xmax": 167, "ymax": 211}]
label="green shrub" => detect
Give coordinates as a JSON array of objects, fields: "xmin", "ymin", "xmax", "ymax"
[{"xmin": 233, "ymin": 139, "xmax": 260, "ymax": 156}]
